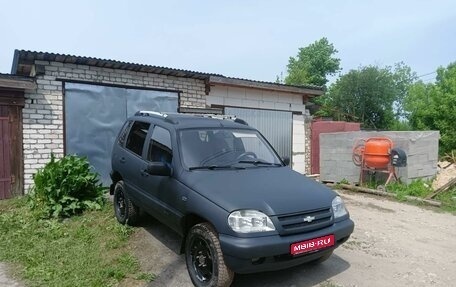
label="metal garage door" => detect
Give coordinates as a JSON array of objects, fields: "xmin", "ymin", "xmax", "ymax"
[
  {"xmin": 65, "ymin": 83, "xmax": 178, "ymax": 185},
  {"xmin": 225, "ymin": 107, "xmax": 292, "ymax": 160}
]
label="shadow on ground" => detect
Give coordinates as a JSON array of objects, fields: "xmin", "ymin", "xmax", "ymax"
[{"xmin": 132, "ymin": 213, "xmax": 350, "ymax": 287}]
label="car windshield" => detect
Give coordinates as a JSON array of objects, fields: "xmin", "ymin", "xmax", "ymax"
[{"xmin": 179, "ymin": 128, "xmax": 283, "ymax": 169}]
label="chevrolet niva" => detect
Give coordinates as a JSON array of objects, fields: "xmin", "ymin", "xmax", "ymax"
[{"xmin": 110, "ymin": 111, "xmax": 354, "ymax": 287}]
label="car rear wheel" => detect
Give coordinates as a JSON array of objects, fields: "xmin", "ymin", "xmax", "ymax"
[
  {"xmin": 185, "ymin": 223, "xmax": 234, "ymax": 287},
  {"xmin": 113, "ymin": 180, "xmax": 139, "ymax": 225}
]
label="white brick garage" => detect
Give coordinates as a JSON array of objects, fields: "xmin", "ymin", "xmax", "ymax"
[{"xmin": 10, "ymin": 50, "xmax": 323, "ymax": 191}]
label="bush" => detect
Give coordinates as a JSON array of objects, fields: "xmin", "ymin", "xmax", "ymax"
[{"xmin": 29, "ymin": 154, "xmax": 105, "ymax": 218}]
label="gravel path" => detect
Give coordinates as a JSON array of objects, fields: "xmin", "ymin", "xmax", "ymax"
[
  {"xmin": 0, "ymin": 263, "xmax": 22, "ymax": 287},
  {"xmin": 131, "ymin": 190, "xmax": 456, "ymax": 287},
  {"xmin": 5, "ymin": 190, "xmax": 453, "ymax": 286}
]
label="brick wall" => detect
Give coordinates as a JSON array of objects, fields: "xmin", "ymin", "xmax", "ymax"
[{"xmin": 22, "ymin": 61, "xmax": 207, "ymax": 190}]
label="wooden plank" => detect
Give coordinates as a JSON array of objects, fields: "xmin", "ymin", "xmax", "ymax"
[
  {"xmin": 9, "ymin": 105, "xmax": 23, "ymax": 197},
  {"xmin": 426, "ymin": 177, "xmax": 456, "ymax": 199},
  {"xmin": 0, "ymin": 117, "xmax": 6, "ymax": 199},
  {"xmin": 0, "ymin": 78, "xmax": 36, "ymax": 90},
  {"xmin": 0, "ymin": 106, "xmax": 12, "ymax": 199}
]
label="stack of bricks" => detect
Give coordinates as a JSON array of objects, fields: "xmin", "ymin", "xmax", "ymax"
[
  {"xmin": 319, "ymin": 131, "xmax": 439, "ymax": 184},
  {"xmin": 22, "ymin": 61, "xmax": 207, "ymax": 190}
]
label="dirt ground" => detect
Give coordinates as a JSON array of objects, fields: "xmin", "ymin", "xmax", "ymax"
[{"xmin": 130, "ymin": 190, "xmax": 456, "ymax": 287}]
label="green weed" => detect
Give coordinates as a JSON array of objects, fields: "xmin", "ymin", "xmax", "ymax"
[{"xmin": 28, "ymin": 154, "xmax": 106, "ymax": 218}]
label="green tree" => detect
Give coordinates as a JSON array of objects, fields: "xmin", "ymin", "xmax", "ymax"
[
  {"xmin": 285, "ymin": 38, "xmax": 341, "ymax": 87},
  {"xmin": 324, "ymin": 65, "xmax": 397, "ymax": 129},
  {"xmin": 316, "ymin": 63, "xmax": 416, "ymax": 130},
  {"xmin": 392, "ymin": 62, "xmax": 417, "ymax": 120},
  {"xmin": 405, "ymin": 62, "xmax": 456, "ymax": 154}
]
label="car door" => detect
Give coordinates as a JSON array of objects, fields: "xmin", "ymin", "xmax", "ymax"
[
  {"xmin": 119, "ymin": 120, "xmax": 152, "ymax": 208},
  {"xmin": 138, "ymin": 125, "xmax": 186, "ymax": 233}
]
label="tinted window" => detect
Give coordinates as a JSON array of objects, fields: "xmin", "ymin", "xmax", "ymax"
[
  {"xmin": 148, "ymin": 126, "xmax": 172, "ymax": 164},
  {"xmin": 118, "ymin": 120, "xmax": 133, "ymax": 146},
  {"xmin": 125, "ymin": 121, "xmax": 150, "ymax": 156},
  {"xmin": 179, "ymin": 129, "xmax": 281, "ymax": 168}
]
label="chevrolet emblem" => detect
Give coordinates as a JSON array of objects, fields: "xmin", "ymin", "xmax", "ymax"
[{"xmin": 303, "ymin": 216, "xmax": 316, "ymax": 223}]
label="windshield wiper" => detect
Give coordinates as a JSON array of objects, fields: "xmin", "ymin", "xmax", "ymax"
[
  {"xmin": 189, "ymin": 165, "xmax": 245, "ymax": 170},
  {"xmin": 238, "ymin": 160, "xmax": 282, "ymax": 166}
]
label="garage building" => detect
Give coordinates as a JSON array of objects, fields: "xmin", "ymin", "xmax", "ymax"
[{"xmin": 5, "ymin": 50, "xmax": 323, "ymax": 193}]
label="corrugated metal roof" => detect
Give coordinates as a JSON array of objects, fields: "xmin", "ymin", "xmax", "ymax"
[
  {"xmin": 12, "ymin": 50, "xmax": 222, "ymax": 80},
  {"xmin": 221, "ymin": 76, "xmax": 323, "ymax": 91},
  {"xmin": 11, "ymin": 50, "xmax": 324, "ymax": 94}
]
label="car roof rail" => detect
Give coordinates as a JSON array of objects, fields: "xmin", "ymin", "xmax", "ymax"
[
  {"xmin": 134, "ymin": 110, "xmax": 180, "ymax": 124},
  {"xmin": 193, "ymin": 114, "xmax": 249, "ymax": 126},
  {"xmin": 135, "ymin": 110, "xmax": 168, "ymax": 118}
]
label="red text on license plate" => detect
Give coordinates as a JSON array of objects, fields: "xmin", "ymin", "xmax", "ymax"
[{"xmin": 290, "ymin": 234, "xmax": 335, "ymax": 255}]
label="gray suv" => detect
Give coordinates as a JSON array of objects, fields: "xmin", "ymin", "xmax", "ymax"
[{"xmin": 110, "ymin": 111, "xmax": 354, "ymax": 287}]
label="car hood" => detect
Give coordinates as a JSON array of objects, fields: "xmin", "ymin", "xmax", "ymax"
[{"xmin": 180, "ymin": 167, "xmax": 336, "ymax": 216}]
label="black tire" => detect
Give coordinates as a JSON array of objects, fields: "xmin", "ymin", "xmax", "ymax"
[
  {"xmin": 185, "ymin": 223, "xmax": 234, "ymax": 287},
  {"xmin": 312, "ymin": 250, "xmax": 333, "ymax": 264},
  {"xmin": 113, "ymin": 180, "xmax": 139, "ymax": 226}
]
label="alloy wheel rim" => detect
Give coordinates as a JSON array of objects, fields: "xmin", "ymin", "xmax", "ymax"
[{"xmin": 190, "ymin": 237, "xmax": 213, "ymax": 282}]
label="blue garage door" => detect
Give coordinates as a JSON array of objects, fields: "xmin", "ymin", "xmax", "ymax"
[{"xmin": 65, "ymin": 82, "xmax": 178, "ymax": 185}]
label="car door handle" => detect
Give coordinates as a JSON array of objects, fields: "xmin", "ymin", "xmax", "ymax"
[
  {"xmin": 119, "ymin": 157, "xmax": 126, "ymax": 163},
  {"xmin": 140, "ymin": 169, "xmax": 149, "ymax": 177}
]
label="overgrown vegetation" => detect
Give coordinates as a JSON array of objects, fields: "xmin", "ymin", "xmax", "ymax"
[
  {"xmin": 28, "ymin": 154, "xmax": 105, "ymax": 218},
  {"xmin": 0, "ymin": 198, "xmax": 154, "ymax": 287},
  {"xmin": 441, "ymin": 150, "xmax": 456, "ymax": 164},
  {"xmin": 385, "ymin": 180, "xmax": 456, "ymax": 212}
]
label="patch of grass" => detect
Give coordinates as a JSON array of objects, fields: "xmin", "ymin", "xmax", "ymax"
[
  {"xmin": 385, "ymin": 180, "xmax": 456, "ymax": 213},
  {"xmin": 0, "ymin": 197, "xmax": 154, "ymax": 287},
  {"xmin": 319, "ymin": 280, "xmax": 342, "ymax": 287},
  {"xmin": 136, "ymin": 272, "xmax": 156, "ymax": 282},
  {"xmin": 435, "ymin": 187, "xmax": 456, "ymax": 213},
  {"xmin": 387, "ymin": 179, "xmax": 433, "ymax": 200}
]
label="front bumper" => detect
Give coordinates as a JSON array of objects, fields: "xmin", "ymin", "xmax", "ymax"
[{"xmin": 219, "ymin": 218, "xmax": 354, "ymax": 273}]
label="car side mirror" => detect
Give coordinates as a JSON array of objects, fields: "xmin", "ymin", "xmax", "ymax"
[
  {"xmin": 282, "ymin": 156, "xmax": 290, "ymax": 166},
  {"xmin": 146, "ymin": 162, "xmax": 172, "ymax": 176}
]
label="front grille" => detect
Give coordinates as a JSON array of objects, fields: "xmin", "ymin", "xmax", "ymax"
[{"xmin": 276, "ymin": 207, "xmax": 333, "ymax": 235}]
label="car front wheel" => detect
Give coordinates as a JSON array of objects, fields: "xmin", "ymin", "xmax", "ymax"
[{"xmin": 185, "ymin": 223, "xmax": 234, "ymax": 287}]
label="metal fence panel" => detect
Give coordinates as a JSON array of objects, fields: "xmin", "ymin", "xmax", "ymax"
[{"xmin": 225, "ymin": 107, "xmax": 292, "ymax": 160}]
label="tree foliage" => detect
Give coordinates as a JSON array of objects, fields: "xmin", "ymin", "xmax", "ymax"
[
  {"xmin": 319, "ymin": 63, "xmax": 415, "ymax": 130},
  {"xmin": 405, "ymin": 62, "xmax": 456, "ymax": 154},
  {"xmin": 285, "ymin": 37, "xmax": 341, "ymax": 87}
]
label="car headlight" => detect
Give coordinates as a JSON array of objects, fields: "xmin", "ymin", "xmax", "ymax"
[
  {"xmin": 332, "ymin": 196, "xmax": 348, "ymax": 218},
  {"xmin": 228, "ymin": 210, "xmax": 275, "ymax": 233}
]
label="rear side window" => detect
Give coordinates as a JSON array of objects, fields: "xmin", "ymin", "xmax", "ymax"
[
  {"xmin": 118, "ymin": 120, "xmax": 133, "ymax": 146},
  {"xmin": 148, "ymin": 126, "xmax": 172, "ymax": 164},
  {"xmin": 125, "ymin": 121, "xmax": 150, "ymax": 156}
]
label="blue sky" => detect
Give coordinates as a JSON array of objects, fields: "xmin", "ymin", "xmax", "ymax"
[{"xmin": 0, "ymin": 0, "xmax": 455, "ymax": 83}]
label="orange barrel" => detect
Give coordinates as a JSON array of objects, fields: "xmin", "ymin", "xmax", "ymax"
[{"xmin": 363, "ymin": 137, "xmax": 393, "ymax": 168}]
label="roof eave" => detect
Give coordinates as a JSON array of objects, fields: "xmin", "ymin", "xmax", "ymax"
[{"xmin": 208, "ymin": 76, "xmax": 324, "ymax": 96}]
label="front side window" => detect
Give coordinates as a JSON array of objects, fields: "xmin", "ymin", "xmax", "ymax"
[
  {"xmin": 148, "ymin": 126, "xmax": 172, "ymax": 164},
  {"xmin": 179, "ymin": 129, "xmax": 282, "ymax": 169},
  {"xmin": 125, "ymin": 121, "xmax": 150, "ymax": 156}
]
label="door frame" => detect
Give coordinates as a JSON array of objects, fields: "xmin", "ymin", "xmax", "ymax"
[{"xmin": 0, "ymin": 90, "xmax": 24, "ymax": 198}]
